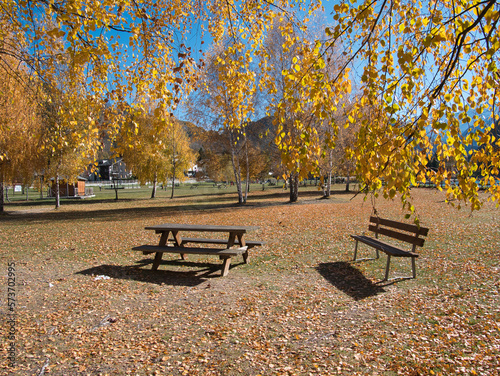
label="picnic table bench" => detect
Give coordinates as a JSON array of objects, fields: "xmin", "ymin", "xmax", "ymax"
[
  {"xmin": 132, "ymin": 223, "xmax": 263, "ymax": 276},
  {"xmin": 351, "ymin": 216, "xmax": 429, "ymax": 280}
]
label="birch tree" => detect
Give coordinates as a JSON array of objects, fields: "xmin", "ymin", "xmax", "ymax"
[
  {"xmin": 187, "ymin": 44, "xmax": 256, "ymax": 204},
  {"xmin": 2, "ymin": 0, "xmax": 499, "ymax": 213},
  {"xmin": 165, "ymin": 119, "xmax": 197, "ymax": 199},
  {"xmin": 0, "ymin": 56, "xmax": 43, "ymax": 212}
]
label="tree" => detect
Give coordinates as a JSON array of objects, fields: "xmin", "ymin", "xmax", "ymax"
[
  {"xmin": 2, "ymin": 0, "xmax": 321, "ymax": 203},
  {"xmin": 4, "ymin": 1, "xmax": 499, "ymax": 213},
  {"xmin": 316, "ymin": 108, "xmax": 350, "ymax": 197},
  {"xmin": 39, "ymin": 57, "xmax": 101, "ymax": 209},
  {"xmin": 331, "ymin": 115, "xmax": 359, "ymax": 193},
  {"xmin": 187, "ymin": 43, "xmax": 256, "ymax": 204},
  {"xmin": 302, "ymin": 27, "xmax": 353, "ymax": 198},
  {"xmin": 196, "ymin": 144, "xmax": 234, "ymax": 183},
  {"xmin": 165, "ymin": 119, "xmax": 197, "ymax": 199},
  {"xmin": 240, "ymin": 142, "xmax": 271, "ymax": 183},
  {"xmin": 259, "ymin": 16, "xmax": 328, "ymax": 202},
  {"xmin": 314, "ymin": 0, "xmax": 500, "ymax": 213},
  {"xmin": 118, "ymin": 105, "xmax": 170, "ymax": 199},
  {"xmin": 0, "ymin": 60, "xmax": 44, "ymax": 212}
]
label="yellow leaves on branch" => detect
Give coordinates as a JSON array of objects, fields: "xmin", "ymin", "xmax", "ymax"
[
  {"xmin": 2, "ymin": 0, "xmax": 499, "ymax": 211},
  {"xmin": 322, "ymin": 0, "xmax": 500, "ymax": 211}
]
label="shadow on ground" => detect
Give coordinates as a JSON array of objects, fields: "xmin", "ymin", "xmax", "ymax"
[
  {"xmin": 316, "ymin": 262, "xmax": 386, "ymax": 300},
  {"xmin": 76, "ymin": 259, "xmax": 240, "ymax": 287},
  {"xmin": 1, "ymin": 189, "xmax": 353, "ymax": 224}
]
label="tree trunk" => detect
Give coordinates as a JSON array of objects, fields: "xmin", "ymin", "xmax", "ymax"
[
  {"xmin": 40, "ymin": 176, "xmax": 44, "ymax": 199},
  {"xmin": 55, "ymin": 174, "xmax": 60, "ymax": 209},
  {"xmin": 113, "ymin": 180, "xmax": 119, "ymax": 200},
  {"xmin": 244, "ymin": 135, "xmax": 250, "ymax": 202},
  {"xmin": 325, "ymin": 150, "xmax": 333, "ymax": 198},
  {"xmin": 289, "ymin": 173, "xmax": 299, "ymax": 203},
  {"xmin": 0, "ymin": 175, "xmax": 4, "ymax": 213},
  {"xmin": 346, "ymin": 174, "xmax": 351, "ymax": 192},
  {"xmin": 170, "ymin": 166, "xmax": 176, "ymax": 199},
  {"xmin": 151, "ymin": 172, "xmax": 157, "ymax": 199},
  {"xmin": 234, "ymin": 159, "xmax": 244, "ymax": 204},
  {"xmin": 324, "ymin": 171, "xmax": 332, "ymax": 198},
  {"xmin": 229, "ymin": 130, "xmax": 245, "ymax": 204},
  {"xmin": 26, "ymin": 185, "xmax": 29, "ymax": 201}
]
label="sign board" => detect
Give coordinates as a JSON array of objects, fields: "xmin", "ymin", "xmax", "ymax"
[{"xmin": 14, "ymin": 185, "xmax": 22, "ymax": 192}]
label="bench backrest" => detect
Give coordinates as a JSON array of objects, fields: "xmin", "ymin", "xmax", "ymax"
[{"xmin": 369, "ymin": 216, "xmax": 429, "ymax": 248}]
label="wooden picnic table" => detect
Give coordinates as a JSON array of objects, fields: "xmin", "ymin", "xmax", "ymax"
[{"xmin": 132, "ymin": 223, "xmax": 262, "ymax": 276}]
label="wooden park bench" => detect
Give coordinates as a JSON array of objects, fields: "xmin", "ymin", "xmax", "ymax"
[{"xmin": 351, "ymin": 216, "xmax": 429, "ymax": 280}]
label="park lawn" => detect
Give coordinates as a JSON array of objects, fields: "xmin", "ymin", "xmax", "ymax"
[{"xmin": 1, "ymin": 187, "xmax": 499, "ymax": 375}]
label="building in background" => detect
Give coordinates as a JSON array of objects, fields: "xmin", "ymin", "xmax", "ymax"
[{"xmin": 85, "ymin": 158, "xmax": 132, "ymax": 181}]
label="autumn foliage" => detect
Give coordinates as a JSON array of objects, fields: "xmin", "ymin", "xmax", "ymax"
[{"xmin": 1, "ymin": 1, "xmax": 500, "ymax": 210}]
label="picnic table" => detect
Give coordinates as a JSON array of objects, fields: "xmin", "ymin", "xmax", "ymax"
[{"xmin": 132, "ymin": 223, "xmax": 263, "ymax": 276}]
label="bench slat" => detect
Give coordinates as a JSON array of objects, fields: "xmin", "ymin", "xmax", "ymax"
[
  {"xmin": 369, "ymin": 216, "xmax": 429, "ymax": 236},
  {"xmin": 171, "ymin": 237, "xmax": 264, "ymax": 247},
  {"xmin": 132, "ymin": 244, "xmax": 248, "ymax": 256},
  {"xmin": 368, "ymin": 225, "xmax": 426, "ymax": 247},
  {"xmin": 145, "ymin": 223, "xmax": 259, "ymax": 233},
  {"xmin": 351, "ymin": 235, "xmax": 419, "ymax": 257}
]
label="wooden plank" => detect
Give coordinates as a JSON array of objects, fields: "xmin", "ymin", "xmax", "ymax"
[
  {"xmin": 146, "ymin": 223, "xmax": 259, "ymax": 233},
  {"xmin": 227, "ymin": 232, "xmax": 236, "ymax": 248},
  {"xmin": 237, "ymin": 233, "xmax": 246, "ymax": 248},
  {"xmin": 142, "ymin": 230, "xmax": 170, "ymax": 255},
  {"xmin": 152, "ymin": 252, "xmax": 163, "ymax": 270},
  {"xmin": 351, "ymin": 236, "xmax": 379, "ymax": 261},
  {"xmin": 369, "ymin": 216, "xmax": 429, "ymax": 236},
  {"xmin": 350, "ymin": 235, "xmax": 419, "ymax": 257},
  {"xmin": 221, "ymin": 257, "xmax": 232, "ymax": 276},
  {"xmin": 242, "ymin": 249, "xmax": 249, "ymax": 264},
  {"xmin": 171, "ymin": 230, "xmax": 183, "ymax": 246},
  {"xmin": 132, "ymin": 245, "xmax": 248, "ymax": 256},
  {"xmin": 159, "ymin": 231, "xmax": 169, "ymax": 246},
  {"xmin": 174, "ymin": 237, "xmax": 264, "ymax": 247},
  {"xmin": 368, "ymin": 225, "xmax": 426, "ymax": 246}
]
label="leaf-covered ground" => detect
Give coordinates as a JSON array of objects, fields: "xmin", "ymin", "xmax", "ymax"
[{"xmin": 1, "ymin": 188, "xmax": 499, "ymax": 375}]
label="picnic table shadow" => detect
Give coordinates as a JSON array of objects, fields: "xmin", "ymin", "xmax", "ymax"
[
  {"xmin": 316, "ymin": 262, "xmax": 388, "ymax": 300},
  {"xmin": 77, "ymin": 258, "xmax": 243, "ymax": 286}
]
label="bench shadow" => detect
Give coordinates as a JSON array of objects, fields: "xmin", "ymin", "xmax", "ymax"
[
  {"xmin": 316, "ymin": 262, "xmax": 386, "ymax": 300},
  {"xmin": 76, "ymin": 259, "xmax": 238, "ymax": 287}
]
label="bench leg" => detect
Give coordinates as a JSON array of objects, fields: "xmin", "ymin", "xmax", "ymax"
[
  {"xmin": 152, "ymin": 252, "xmax": 163, "ymax": 270},
  {"xmin": 242, "ymin": 250, "xmax": 249, "ymax": 264},
  {"xmin": 172, "ymin": 231, "xmax": 187, "ymax": 260},
  {"xmin": 145, "ymin": 231, "xmax": 169, "ymax": 255},
  {"xmin": 384, "ymin": 256, "xmax": 417, "ymax": 281},
  {"xmin": 384, "ymin": 255, "xmax": 391, "ymax": 281},
  {"xmin": 221, "ymin": 256, "xmax": 232, "ymax": 276},
  {"xmin": 353, "ymin": 241, "xmax": 379, "ymax": 262}
]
